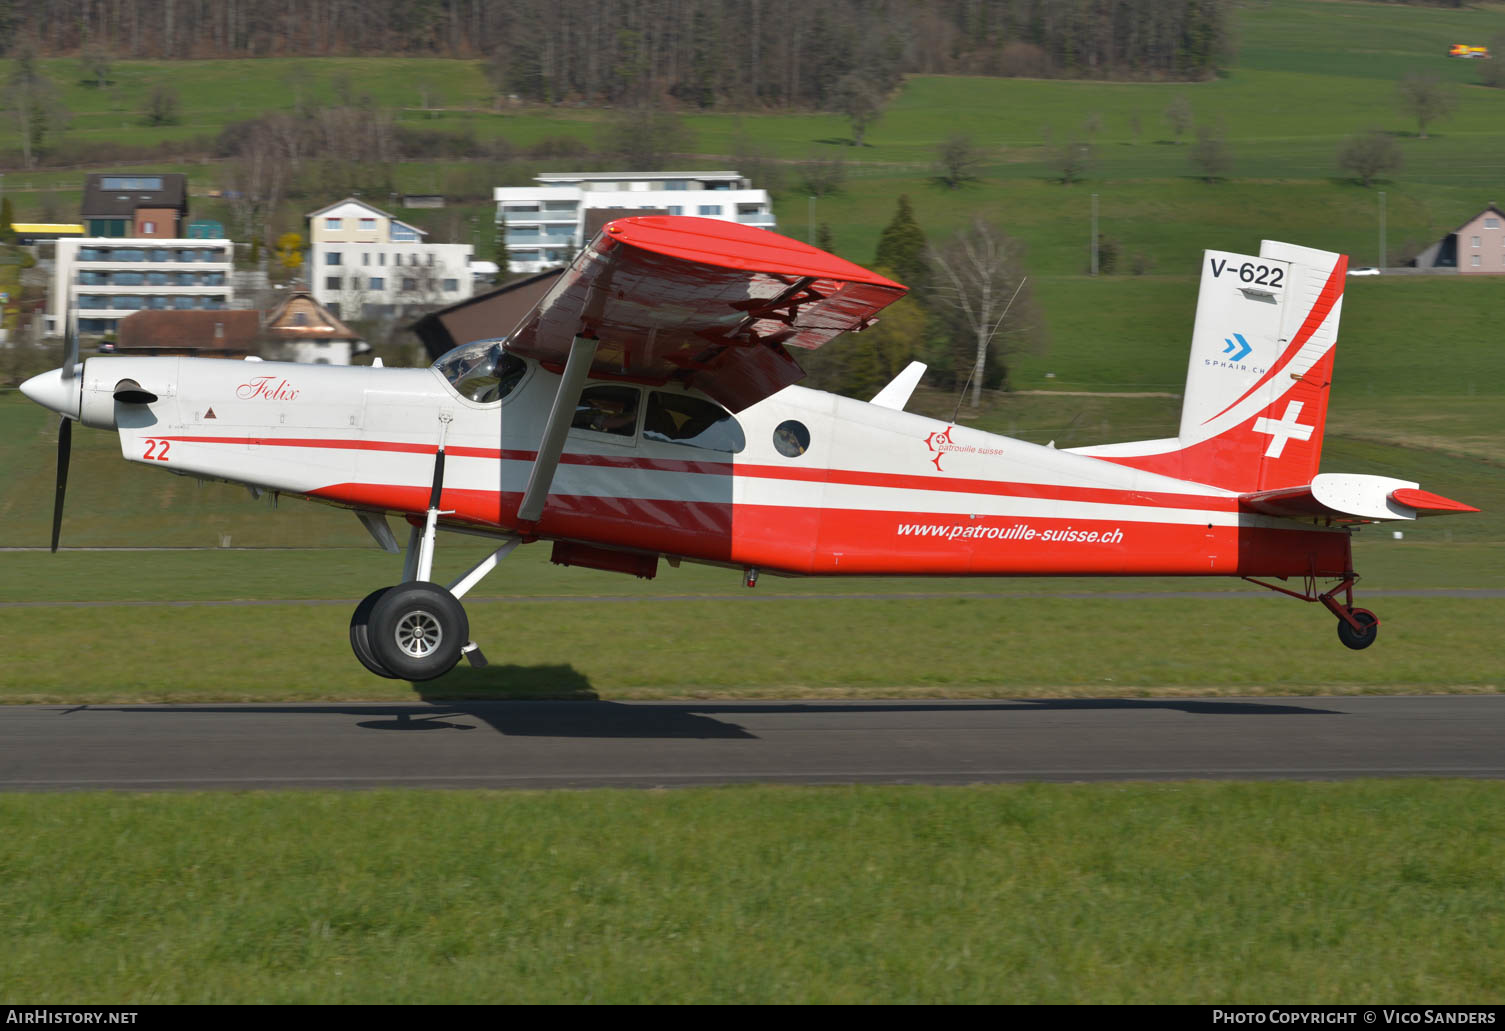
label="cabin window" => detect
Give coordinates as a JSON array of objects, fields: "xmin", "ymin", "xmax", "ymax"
[
  {"xmin": 572, "ymin": 385, "xmax": 640, "ymax": 436},
  {"xmin": 433, "ymin": 340, "xmax": 528, "ymax": 404},
  {"xmin": 644, "ymin": 392, "xmax": 745, "ymax": 453},
  {"xmin": 773, "ymin": 420, "xmax": 810, "ymax": 458}
]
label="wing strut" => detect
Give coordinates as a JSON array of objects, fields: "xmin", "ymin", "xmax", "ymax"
[{"xmin": 518, "ymin": 335, "xmax": 599, "ymax": 524}]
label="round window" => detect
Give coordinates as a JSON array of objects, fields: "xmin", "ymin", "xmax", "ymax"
[{"xmin": 772, "ymin": 420, "xmax": 810, "ymax": 458}]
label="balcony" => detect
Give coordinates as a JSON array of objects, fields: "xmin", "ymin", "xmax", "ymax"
[
  {"xmin": 736, "ymin": 212, "xmax": 776, "ymax": 226},
  {"xmin": 506, "ymin": 233, "xmax": 576, "ymax": 248}
]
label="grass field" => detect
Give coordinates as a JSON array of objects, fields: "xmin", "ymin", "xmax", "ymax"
[{"xmin": 3, "ymin": 782, "xmax": 1502, "ymax": 1003}]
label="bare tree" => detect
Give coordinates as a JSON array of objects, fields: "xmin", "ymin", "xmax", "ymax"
[
  {"xmin": 602, "ymin": 106, "xmax": 691, "ymax": 170},
  {"xmin": 1337, "ymin": 131, "xmax": 1403, "ymax": 187},
  {"xmin": 6, "ymin": 38, "xmax": 66, "ymax": 168},
  {"xmin": 935, "ymin": 133, "xmax": 984, "ymax": 189},
  {"xmin": 222, "ymin": 121, "xmax": 290, "ymax": 250},
  {"xmin": 831, "ymin": 72, "xmax": 885, "ymax": 146},
  {"xmin": 79, "ymin": 43, "xmax": 112, "ymax": 89},
  {"xmin": 1189, "ymin": 122, "xmax": 1232, "ymax": 181},
  {"xmin": 1397, "ymin": 73, "xmax": 1457, "ymax": 139},
  {"xmin": 929, "ymin": 219, "xmax": 1033, "ymax": 408},
  {"xmin": 1483, "ymin": 34, "xmax": 1505, "ymax": 89},
  {"xmin": 798, "ymin": 155, "xmax": 846, "ymax": 197},
  {"xmin": 143, "ymin": 83, "xmax": 180, "ymax": 126},
  {"xmin": 1164, "ymin": 95, "xmax": 1193, "ymax": 142},
  {"xmin": 1054, "ymin": 137, "xmax": 1094, "ymax": 185}
]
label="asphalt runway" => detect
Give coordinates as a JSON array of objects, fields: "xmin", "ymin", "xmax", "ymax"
[{"xmin": 2, "ymin": 695, "xmax": 1503, "ymax": 790}]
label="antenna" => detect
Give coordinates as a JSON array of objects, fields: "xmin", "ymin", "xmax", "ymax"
[{"xmin": 951, "ymin": 277, "xmax": 1027, "ymax": 425}]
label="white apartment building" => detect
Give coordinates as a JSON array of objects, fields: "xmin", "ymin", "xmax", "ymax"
[
  {"xmin": 494, "ymin": 171, "xmax": 777, "ymax": 274},
  {"xmin": 307, "ymin": 198, "xmax": 475, "ymax": 319},
  {"xmin": 48, "ymin": 237, "xmax": 236, "ymax": 338}
]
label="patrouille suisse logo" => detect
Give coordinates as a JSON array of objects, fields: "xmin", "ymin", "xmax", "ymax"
[{"xmin": 924, "ymin": 425, "xmax": 974, "ymax": 471}]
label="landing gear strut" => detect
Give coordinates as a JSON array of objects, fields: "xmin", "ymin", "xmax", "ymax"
[{"xmin": 1244, "ymin": 535, "xmax": 1380, "ymax": 651}]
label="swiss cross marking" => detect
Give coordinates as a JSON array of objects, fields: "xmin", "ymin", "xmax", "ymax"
[{"xmin": 1252, "ymin": 401, "xmax": 1314, "ymax": 458}]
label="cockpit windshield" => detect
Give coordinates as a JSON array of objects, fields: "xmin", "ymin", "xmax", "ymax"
[{"xmin": 433, "ymin": 339, "xmax": 527, "ymax": 403}]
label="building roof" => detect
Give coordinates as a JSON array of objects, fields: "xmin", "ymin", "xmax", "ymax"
[
  {"xmin": 116, "ymin": 310, "xmax": 260, "ymax": 352},
  {"xmin": 535, "ymin": 171, "xmax": 745, "ymax": 181},
  {"xmin": 1443, "ymin": 203, "xmax": 1505, "ymax": 236},
  {"xmin": 303, "ymin": 196, "xmax": 428, "ymax": 237},
  {"xmin": 81, "ymin": 173, "xmax": 188, "ymax": 218},
  {"xmin": 263, "ymin": 290, "xmax": 362, "ymax": 341}
]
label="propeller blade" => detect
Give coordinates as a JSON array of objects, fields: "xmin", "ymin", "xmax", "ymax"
[
  {"xmin": 51, "ymin": 417, "xmax": 71, "ymax": 553},
  {"xmin": 61, "ymin": 317, "xmax": 79, "ymax": 381}
]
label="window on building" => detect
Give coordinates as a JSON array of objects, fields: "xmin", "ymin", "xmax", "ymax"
[
  {"xmin": 667, "ymin": 206, "xmax": 683, "ymax": 216},
  {"xmin": 147, "ymin": 271, "xmax": 168, "ymax": 285},
  {"xmin": 361, "ymin": 253, "xmax": 370, "ymax": 266},
  {"xmin": 326, "ymin": 276, "xmax": 342, "ymax": 290},
  {"xmin": 1473, "ymin": 236, "xmax": 1481, "ymax": 248},
  {"xmin": 427, "ymin": 254, "xmax": 435, "ymax": 266},
  {"xmin": 177, "ymin": 272, "xmax": 196, "ymax": 285},
  {"xmin": 293, "ymin": 312, "xmax": 308, "ymax": 326},
  {"xmin": 113, "ymin": 271, "xmax": 145, "ymax": 286},
  {"xmin": 150, "ymin": 250, "xmax": 171, "ymax": 263},
  {"xmin": 86, "ymin": 219, "xmax": 128, "ymax": 237},
  {"xmin": 1487, "ymin": 217, "xmax": 1500, "ymax": 228},
  {"xmin": 141, "ymin": 221, "xmax": 156, "ymax": 234},
  {"xmin": 326, "ymin": 218, "xmax": 343, "ymax": 230},
  {"xmin": 359, "ymin": 218, "xmax": 376, "ymax": 231},
  {"xmin": 698, "ymin": 205, "xmax": 723, "ymax": 216},
  {"xmin": 1471, "ymin": 255, "xmax": 1481, "ymax": 267},
  {"xmin": 369, "ymin": 277, "xmax": 385, "ymax": 290},
  {"xmin": 443, "ymin": 279, "xmax": 459, "ymax": 292},
  {"xmin": 511, "ymin": 250, "xmax": 540, "ymax": 262},
  {"xmin": 391, "ymin": 224, "xmax": 420, "ymax": 242},
  {"xmin": 326, "ymin": 252, "xmax": 342, "ymax": 265},
  {"xmin": 664, "ymin": 180, "xmax": 688, "ymax": 191},
  {"xmin": 402, "ymin": 278, "xmax": 418, "ymax": 292},
  {"xmin": 379, "ymin": 253, "xmax": 387, "ymax": 266},
  {"xmin": 173, "ymin": 296, "xmax": 196, "ymax": 310},
  {"xmin": 101, "ymin": 176, "xmax": 163, "ymax": 191}
]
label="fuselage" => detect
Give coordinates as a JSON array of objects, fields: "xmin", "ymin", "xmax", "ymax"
[{"xmin": 64, "ymin": 354, "xmax": 1350, "ymax": 579}]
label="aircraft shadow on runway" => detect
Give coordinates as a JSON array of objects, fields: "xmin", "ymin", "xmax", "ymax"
[{"xmin": 65, "ymin": 691, "xmax": 1346, "ymax": 741}]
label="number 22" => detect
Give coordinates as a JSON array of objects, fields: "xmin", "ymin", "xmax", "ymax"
[{"xmin": 142, "ymin": 438, "xmax": 171, "ymax": 461}]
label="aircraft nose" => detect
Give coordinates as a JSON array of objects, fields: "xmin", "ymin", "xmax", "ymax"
[{"xmin": 19, "ymin": 365, "xmax": 83, "ymax": 420}]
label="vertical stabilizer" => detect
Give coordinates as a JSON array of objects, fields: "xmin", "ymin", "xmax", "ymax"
[{"xmin": 1071, "ymin": 241, "xmax": 1346, "ymax": 492}]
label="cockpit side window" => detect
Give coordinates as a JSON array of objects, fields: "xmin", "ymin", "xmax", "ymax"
[
  {"xmin": 433, "ymin": 340, "xmax": 527, "ymax": 404},
  {"xmin": 644, "ymin": 392, "xmax": 745, "ymax": 453},
  {"xmin": 572, "ymin": 385, "xmax": 641, "ymax": 437}
]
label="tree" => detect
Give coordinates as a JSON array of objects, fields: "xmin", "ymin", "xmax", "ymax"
[
  {"xmin": 79, "ymin": 43, "xmax": 112, "ymax": 89},
  {"xmin": 0, "ymin": 199, "xmax": 15, "ymax": 244},
  {"xmin": 831, "ymin": 72, "xmax": 885, "ymax": 146},
  {"xmin": 798, "ymin": 155, "xmax": 846, "ymax": 197},
  {"xmin": 1397, "ymin": 73, "xmax": 1456, "ymax": 139},
  {"xmin": 935, "ymin": 133, "xmax": 983, "ymax": 189},
  {"xmin": 1189, "ymin": 122, "xmax": 1232, "ymax": 181},
  {"xmin": 602, "ymin": 106, "xmax": 691, "ymax": 171},
  {"xmin": 1482, "ymin": 35, "xmax": 1505, "ymax": 89},
  {"xmin": 1054, "ymin": 137, "xmax": 1094, "ymax": 185},
  {"xmin": 274, "ymin": 233, "xmax": 305, "ymax": 272},
  {"xmin": 873, "ymin": 195, "xmax": 929, "ymax": 294},
  {"xmin": 144, "ymin": 84, "xmax": 180, "ymax": 126},
  {"xmin": 1337, "ymin": 131, "xmax": 1403, "ymax": 187},
  {"xmin": 816, "ymin": 223, "xmax": 834, "ymax": 254},
  {"xmin": 1164, "ymin": 95, "xmax": 1193, "ymax": 142},
  {"xmin": 6, "ymin": 38, "xmax": 65, "ymax": 169},
  {"xmin": 929, "ymin": 219, "xmax": 1035, "ymax": 407},
  {"xmin": 493, "ymin": 215, "xmax": 512, "ymax": 284}
]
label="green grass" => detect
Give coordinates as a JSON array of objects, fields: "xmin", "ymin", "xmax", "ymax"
[{"xmin": 2, "ymin": 782, "xmax": 1502, "ymax": 1003}]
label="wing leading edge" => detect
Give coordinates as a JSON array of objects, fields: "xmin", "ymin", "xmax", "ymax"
[{"xmin": 505, "ymin": 216, "xmax": 907, "ymax": 412}]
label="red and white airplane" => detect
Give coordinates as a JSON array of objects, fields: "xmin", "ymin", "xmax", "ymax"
[{"xmin": 21, "ymin": 216, "xmax": 1476, "ymax": 679}]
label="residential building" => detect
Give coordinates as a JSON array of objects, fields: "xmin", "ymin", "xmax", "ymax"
[
  {"xmin": 263, "ymin": 289, "xmax": 366, "ymax": 365},
  {"xmin": 80, "ymin": 173, "xmax": 188, "ymax": 239},
  {"xmin": 493, "ymin": 171, "xmax": 776, "ymax": 275},
  {"xmin": 306, "ymin": 198, "xmax": 475, "ymax": 320},
  {"xmin": 115, "ymin": 309, "xmax": 260, "ymax": 358},
  {"xmin": 1410, "ymin": 203, "xmax": 1505, "ymax": 274},
  {"xmin": 49, "ymin": 236, "xmax": 235, "ymax": 337}
]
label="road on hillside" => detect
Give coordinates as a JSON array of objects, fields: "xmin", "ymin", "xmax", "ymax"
[{"xmin": 2, "ymin": 696, "xmax": 1502, "ymax": 790}]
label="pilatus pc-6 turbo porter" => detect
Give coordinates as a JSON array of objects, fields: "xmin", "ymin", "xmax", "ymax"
[{"xmin": 22, "ymin": 217, "xmax": 1476, "ymax": 680}]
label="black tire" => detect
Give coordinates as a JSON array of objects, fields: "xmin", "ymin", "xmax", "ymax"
[
  {"xmin": 367, "ymin": 581, "xmax": 469, "ymax": 682},
  {"xmin": 349, "ymin": 587, "xmax": 401, "ymax": 679},
  {"xmin": 1336, "ymin": 609, "xmax": 1379, "ymax": 651}
]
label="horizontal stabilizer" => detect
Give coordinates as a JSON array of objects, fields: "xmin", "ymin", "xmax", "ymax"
[{"xmin": 1240, "ymin": 473, "xmax": 1476, "ymax": 523}]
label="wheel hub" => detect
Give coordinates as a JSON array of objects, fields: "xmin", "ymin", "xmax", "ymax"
[{"xmin": 395, "ymin": 609, "xmax": 443, "ymax": 658}]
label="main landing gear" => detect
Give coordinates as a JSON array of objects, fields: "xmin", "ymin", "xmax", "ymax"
[
  {"xmin": 348, "ymin": 516, "xmax": 522, "ymax": 681},
  {"xmin": 1244, "ymin": 543, "xmax": 1379, "ymax": 651}
]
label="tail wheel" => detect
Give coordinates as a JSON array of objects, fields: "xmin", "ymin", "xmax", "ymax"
[
  {"xmin": 349, "ymin": 587, "xmax": 401, "ymax": 679},
  {"xmin": 1336, "ymin": 608, "xmax": 1379, "ymax": 651},
  {"xmin": 367, "ymin": 582, "xmax": 469, "ymax": 682}
]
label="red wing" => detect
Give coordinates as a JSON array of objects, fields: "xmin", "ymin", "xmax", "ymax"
[{"xmin": 505, "ymin": 216, "xmax": 907, "ymax": 412}]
